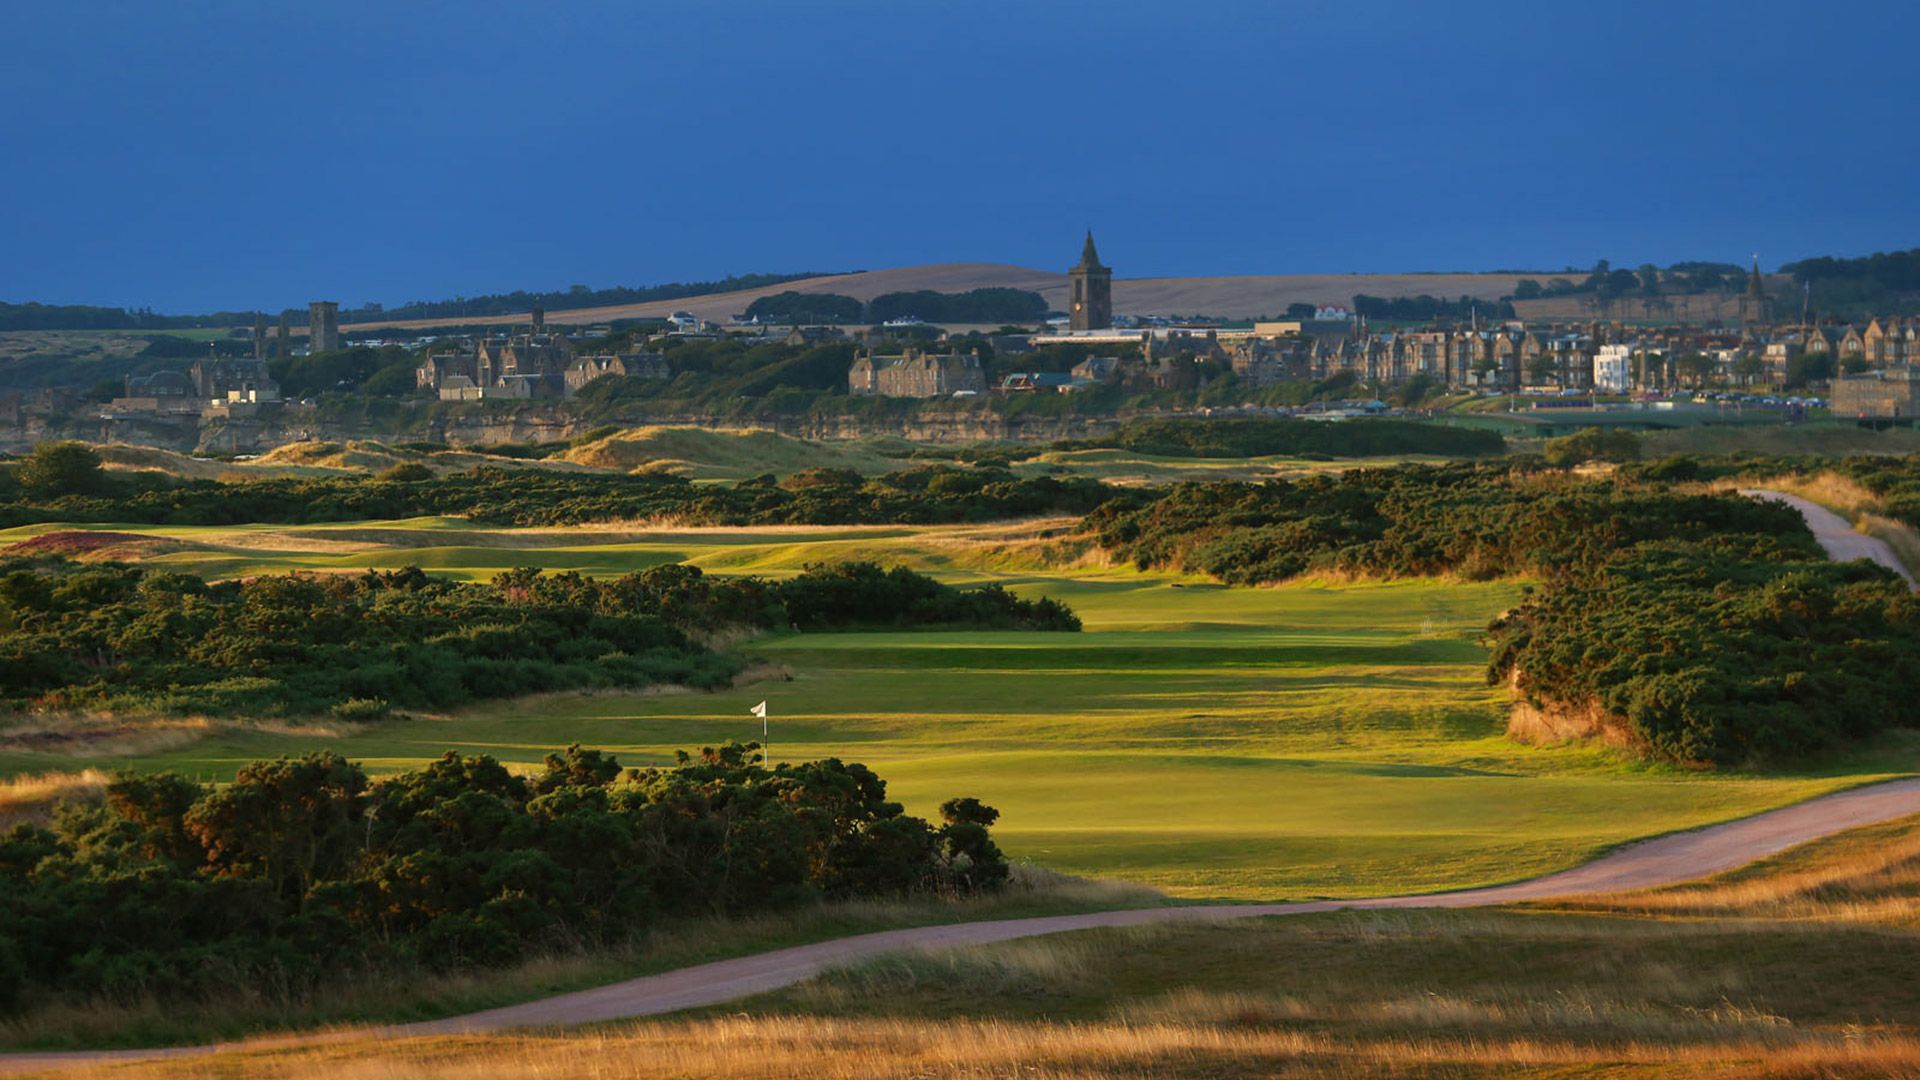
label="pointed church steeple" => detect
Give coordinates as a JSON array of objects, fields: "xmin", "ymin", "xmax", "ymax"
[
  {"xmin": 1741, "ymin": 254, "xmax": 1770, "ymax": 328},
  {"xmin": 1078, "ymin": 229, "xmax": 1106, "ymax": 271},
  {"xmin": 1068, "ymin": 230, "xmax": 1113, "ymax": 331}
]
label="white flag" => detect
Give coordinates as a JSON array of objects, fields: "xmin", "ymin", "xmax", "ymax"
[{"xmin": 749, "ymin": 701, "xmax": 767, "ymax": 718}]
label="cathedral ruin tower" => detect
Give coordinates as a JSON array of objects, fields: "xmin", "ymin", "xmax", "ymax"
[{"xmin": 1068, "ymin": 230, "xmax": 1112, "ymax": 331}]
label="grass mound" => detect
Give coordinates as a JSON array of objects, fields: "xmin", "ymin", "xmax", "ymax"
[
  {"xmin": 562, "ymin": 426, "xmax": 903, "ymax": 479},
  {"xmin": 2, "ymin": 530, "xmax": 180, "ymax": 560}
]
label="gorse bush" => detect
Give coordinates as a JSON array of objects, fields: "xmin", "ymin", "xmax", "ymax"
[
  {"xmin": 1092, "ymin": 465, "xmax": 1920, "ymax": 766},
  {"xmin": 1070, "ymin": 417, "xmax": 1504, "ymax": 460},
  {"xmin": 1486, "ymin": 539, "xmax": 1920, "ymax": 765},
  {"xmin": 0, "ymin": 461, "xmax": 1110, "ymax": 529},
  {"xmin": 0, "ymin": 745, "xmax": 1008, "ymax": 1007},
  {"xmin": 1088, "ymin": 465, "xmax": 1802, "ymax": 584},
  {"xmin": 0, "ymin": 559, "xmax": 1078, "ymax": 717}
]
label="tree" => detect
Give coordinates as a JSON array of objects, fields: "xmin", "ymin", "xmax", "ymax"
[
  {"xmin": 1513, "ymin": 279, "xmax": 1543, "ymax": 300},
  {"xmin": 1785, "ymin": 352, "xmax": 1835, "ymax": 389},
  {"xmin": 1678, "ymin": 353, "xmax": 1717, "ymax": 388},
  {"xmin": 16, "ymin": 441, "xmax": 105, "ymax": 498},
  {"xmin": 937, "ymin": 797, "xmax": 1009, "ymax": 891},
  {"xmin": 1543, "ymin": 427, "xmax": 1641, "ymax": 467}
]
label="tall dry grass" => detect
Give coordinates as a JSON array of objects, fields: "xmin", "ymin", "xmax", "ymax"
[
  {"xmin": 1544, "ymin": 812, "xmax": 1920, "ymax": 926},
  {"xmin": 1862, "ymin": 511, "xmax": 1920, "ymax": 579},
  {"xmin": 28, "ymin": 1014, "xmax": 1920, "ymax": 1079},
  {"xmin": 1736, "ymin": 470, "xmax": 1884, "ymax": 518},
  {"xmin": 0, "ymin": 768, "xmax": 107, "ymax": 828}
]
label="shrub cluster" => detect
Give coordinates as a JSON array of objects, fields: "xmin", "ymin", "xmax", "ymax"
[
  {"xmin": 1092, "ymin": 465, "xmax": 1920, "ymax": 766},
  {"xmin": 0, "ymin": 745, "xmax": 1008, "ymax": 1006},
  {"xmin": 1088, "ymin": 465, "xmax": 1800, "ymax": 584},
  {"xmin": 1486, "ymin": 539, "xmax": 1920, "ymax": 764},
  {"xmin": 1078, "ymin": 417, "xmax": 1504, "ymax": 460},
  {"xmin": 0, "ymin": 559, "xmax": 1077, "ymax": 717},
  {"xmin": 0, "ymin": 463, "xmax": 1111, "ymax": 529}
]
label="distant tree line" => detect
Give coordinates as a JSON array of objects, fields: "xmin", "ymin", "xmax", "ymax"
[
  {"xmin": 0, "ymin": 744, "xmax": 1009, "ymax": 1007},
  {"xmin": 0, "ymin": 274, "xmax": 838, "ymax": 332},
  {"xmin": 743, "ymin": 288, "xmax": 1047, "ymax": 325},
  {"xmin": 1781, "ymin": 248, "xmax": 1920, "ymax": 316},
  {"xmin": 0, "ymin": 303, "xmax": 269, "ymax": 333},
  {"xmin": 340, "ymin": 273, "xmax": 840, "ymax": 324},
  {"xmin": 1506, "ymin": 260, "xmax": 1749, "ymax": 305},
  {"xmin": 1350, "ymin": 294, "xmax": 1516, "ymax": 322}
]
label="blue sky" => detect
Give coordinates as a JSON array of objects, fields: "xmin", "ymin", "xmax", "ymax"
[{"xmin": 3, "ymin": 0, "xmax": 1916, "ymax": 312}]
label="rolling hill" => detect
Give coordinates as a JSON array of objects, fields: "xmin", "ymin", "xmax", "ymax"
[{"xmin": 346, "ymin": 264, "xmax": 1543, "ymax": 330}]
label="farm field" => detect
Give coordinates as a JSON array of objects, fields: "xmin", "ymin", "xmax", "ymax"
[{"xmin": 1, "ymin": 518, "xmax": 1907, "ymax": 899}]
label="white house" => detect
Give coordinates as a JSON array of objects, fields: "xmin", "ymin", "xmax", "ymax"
[{"xmin": 1593, "ymin": 345, "xmax": 1632, "ymax": 393}]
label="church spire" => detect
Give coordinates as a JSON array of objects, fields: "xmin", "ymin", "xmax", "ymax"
[{"xmin": 1078, "ymin": 229, "xmax": 1104, "ymax": 270}]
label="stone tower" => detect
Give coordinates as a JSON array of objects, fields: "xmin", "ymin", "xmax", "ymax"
[
  {"xmin": 276, "ymin": 310, "xmax": 291, "ymax": 358},
  {"xmin": 252, "ymin": 313, "xmax": 267, "ymax": 361},
  {"xmin": 1739, "ymin": 257, "xmax": 1770, "ymax": 329},
  {"xmin": 309, "ymin": 300, "xmax": 341, "ymax": 354},
  {"xmin": 1068, "ymin": 230, "xmax": 1112, "ymax": 332},
  {"xmin": 531, "ymin": 301, "xmax": 546, "ymax": 336}
]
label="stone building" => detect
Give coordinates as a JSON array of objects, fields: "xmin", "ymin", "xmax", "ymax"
[
  {"xmin": 1068, "ymin": 231, "xmax": 1112, "ymax": 331},
  {"xmin": 1070, "ymin": 356, "xmax": 1121, "ymax": 383},
  {"xmin": 1865, "ymin": 318, "xmax": 1914, "ymax": 367},
  {"xmin": 110, "ymin": 370, "xmax": 200, "ymax": 414},
  {"xmin": 417, "ymin": 322, "xmax": 577, "ymax": 400},
  {"xmin": 309, "ymin": 301, "xmax": 340, "ymax": 354},
  {"xmin": 783, "ymin": 326, "xmax": 847, "ymax": 347},
  {"xmin": 190, "ymin": 354, "xmax": 280, "ymax": 403},
  {"xmin": 563, "ymin": 352, "xmax": 670, "ymax": 395},
  {"xmin": 1832, "ymin": 368, "xmax": 1920, "ymax": 420},
  {"xmin": 847, "ymin": 348, "xmax": 987, "ymax": 397}
]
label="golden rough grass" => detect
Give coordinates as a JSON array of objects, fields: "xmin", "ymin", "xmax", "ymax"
[
  {"xmin": 1862, "ymin": 512, "xmax": 1920, "ymax": 578},
  {"xmin": 1545, "ymin": 812, "xmax": 1920, "ymax": 925},
  {"xmin": 0, "ymin": 717, "xmax": 214, "ymax": 759},
  {"xmin": 0, "ymin": 768, "xmax": 107, "ymax": 827},
  {"xmin": 1733, "ymin": 471, "xmax": 1883, "ymax": 518},
  {"xmin": 35, "ymin": 1015, "xmax": 1920, "ymax": 1079}
]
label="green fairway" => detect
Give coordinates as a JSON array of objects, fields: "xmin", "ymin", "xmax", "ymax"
[{"xmin": 0, "ymin": 520, "xmax": 1909, "ymax": 898}]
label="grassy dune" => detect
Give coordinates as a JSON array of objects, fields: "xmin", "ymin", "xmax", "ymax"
[
  {"xmin": 1008, "ymin": 447, "xmax": 1432, "ymax": 485},
  {"xmin": 0, "ymin": 520, "xmax": 1902, "ymax": 899},
  {"xmin": 561, "ymin": 426, "xmax": 905, "ymax": 479}
]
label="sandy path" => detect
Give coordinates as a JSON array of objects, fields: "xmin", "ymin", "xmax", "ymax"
[
  {"xmin": 7, "ymin": 777, "xmax": 1920, "ymax": 1074},
  {"xmin": 1745, "ymin": 488, "xmax": 1916, "ymax": 587}
]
